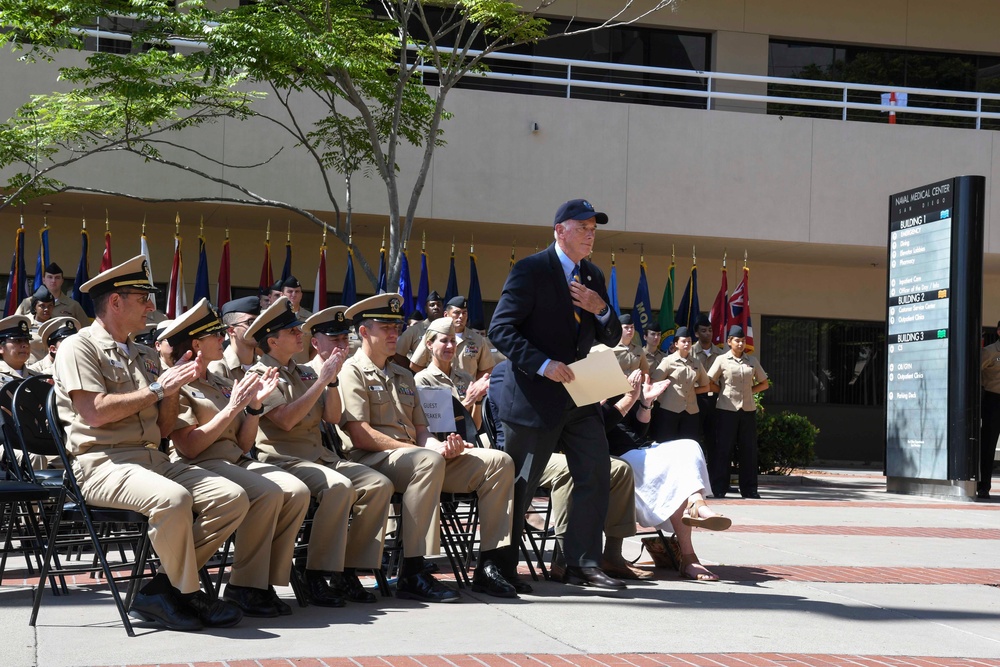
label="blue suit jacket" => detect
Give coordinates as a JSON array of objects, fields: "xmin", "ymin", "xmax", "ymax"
[{"xmin": 488, "ymin": 243, "xmax": 622, "ymax": 429}]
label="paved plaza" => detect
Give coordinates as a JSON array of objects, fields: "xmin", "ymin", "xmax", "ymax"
[{"xmin": 2, "ymin": 468, "xmax": 999, "ymax": 667}]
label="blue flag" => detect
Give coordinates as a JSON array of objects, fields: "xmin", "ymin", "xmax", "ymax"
[
  {"xmin": 630, "ymin": 260, "xmax": 653, "ymax": 338},
  {"xmin": 280, "ymin": 240, "xmax": 292, "ymax": 283},
  {"xmin": 398, "ymin": 249, "xmax": 413, "ymax": 320},
  {"xmin": 416, "ymin": 250, "xmax": 429, "ymax": 315},
  {"xmin": 73, "ymin": 227, "xmax": 94, "ymax": 318},
  {"xmin": 33, "ymin": 226, "xmax": 50, "ymax": 291},
  {"xmin": 445, "ymin": 252, "xmax": 458, "ymax": 303},
  {"xmin": 608, "ymin": 256, "xmax": 620, "ymax": 315},
  {"xmin": 3, "ymin": 227, "xmax": 27, "ymax": 318},
  {"xmin": 193, "ymin": 235, "xmax": 210, "ymax": 303},
  {"xmin": 675, "ymin": 265, "xmax": 700, "ymax": 333},
  {"xmin": 342, "ymin": 248, "xmax": 357, "ymax": 306},
  {"xmin": 468, "ymin": 252, "xmax": 484, "ymax": 328},
  {"xmin": 376, "ymin": 245, "xmax": 387, "ymax": 294}
]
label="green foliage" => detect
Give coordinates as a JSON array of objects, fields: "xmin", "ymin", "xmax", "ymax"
[{"xmin": 756, "ymin": 405, "xmax": 819, "ymax": 476}]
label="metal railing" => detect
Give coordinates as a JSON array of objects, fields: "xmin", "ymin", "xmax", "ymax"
[{"xmin": 67, "ymin": 23, "xmax": 1000, "ymax": 130}]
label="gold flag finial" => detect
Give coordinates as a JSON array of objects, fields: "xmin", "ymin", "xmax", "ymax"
[
  {"xmin": 744, "ymin": 249, "xmax": 748, "ymax": 268},
  {"xmin": 321, "ymin": 224, "xmax": 327, "ymax": 246},
  {"xmin": 199, "ymin": 215, "xmax": 204, "ymax": 237},
  {"xmin": 225, "ymin": 227, "xmax": 230, "ymax": 240},
  {"xmin": 174, "ymin": 212, "xmax": 180, "ymax": 236},
  {"xmin": 105, "ymin": 209, "xmax": 110, "ymax": 232},
  {"xmin": 81, "ymin": 211, "xmax": 86, "ymax": 231},
  {"xmin": 141, "ymin": 214, "xmax": 146, "ymax": 236},
  {"xmin": 723, "ymin": 249, "xmax": 727, "ymax": 268},
  {"xmin": 422, "ymin": 230, "xmax": 426, "ymax": 251},
  {"xmin": 470, "ymin": 234, "xmax": 474, "ymax": 255},
  {"xmin": 671, "ymin": 244, "xmax": 675, "ymax": 262},
  {"xmin": 451, "ymin": 237, "xmax": 455, "ymax": 254},
  {"xmin": 381, "ymin": 227, "xmax": 386, "ymax": 249},
  {"xmin": 266, "ymin": 220, "xmax": 271, "ymax": 242},
  {"xmin": 286, "ymin": 220, "xmax": 291, "ymax": 242},
  {"xmin": 692, "ymin": 245, "xmax": 696, "ymax": 263}
]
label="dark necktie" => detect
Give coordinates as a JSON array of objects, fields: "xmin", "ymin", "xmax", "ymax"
[{"xmin": 572, "ymin": 264, "xmax": 582, "ymax": 326}]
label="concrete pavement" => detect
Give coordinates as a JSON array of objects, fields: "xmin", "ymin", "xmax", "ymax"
[{"xmin": 2, "ymin": 468, "xmax": 999, "ymax": 667}]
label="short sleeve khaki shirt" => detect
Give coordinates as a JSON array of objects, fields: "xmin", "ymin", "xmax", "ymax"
[
  {"xmin": 171, "ymin": 373, "xmax": 245, "ymax": 465},
  {"xmin": 708, "ymin": 351, "xmax": 767, "ymax": 412},
  {"xmin": 414, "ymin": 363, "xmax": 474, "ymax": 402},
  {"xmin": 652, "ymin": 351, "xmax": 710, "ymax": 414},
  {"xmin": 411, "ymin": 328, "xmax": 496, "ymax": 377},
  {"xmin": 339, "ymin": 348, "xmax": 427, "ymax": 451},
  {"xmin": 53, "ymin": 322, "xmax": 163, "ymax": 455}
]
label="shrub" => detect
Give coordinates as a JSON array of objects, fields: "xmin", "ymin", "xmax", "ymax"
[{"xmin": 756, "ymin": 407, "xmax": 819, "ymax": 475}]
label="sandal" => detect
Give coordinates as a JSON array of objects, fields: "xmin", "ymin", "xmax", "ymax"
[
  {"xmin": 682, "ymin": 498, "xmax": 732, "ymax": 531},
  {"xmin": 640, "ymin": 535, "xmax": 681, "ymax": 570},
  {"xmin": 679, "ymin": 553, "xmax": 719, "ymax": 582}
]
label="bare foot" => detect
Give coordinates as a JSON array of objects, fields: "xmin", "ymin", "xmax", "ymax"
[{"xmin": 680, "ymin": 554, "xmax": 719, "ymax": 581}]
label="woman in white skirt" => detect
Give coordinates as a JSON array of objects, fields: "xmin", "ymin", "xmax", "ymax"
[{"xmin": 607, "ymin": 370, "xmax": 732, "ymax": 581}]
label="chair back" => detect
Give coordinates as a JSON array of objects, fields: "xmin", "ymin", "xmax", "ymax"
[
  {"xmin": 481, "ymin": 395, "xmax": 501, "ymax": 449},
  {"xmin": 43, "ymin": 386, "xmax": 76, "ymax": 476},
  {"xmin": 0, "ymin": 378, "xmax": 25, "ymax": 479},
  {"xmin": 12, "ymin": 376, "xmax": 58, "ymax": 459}
]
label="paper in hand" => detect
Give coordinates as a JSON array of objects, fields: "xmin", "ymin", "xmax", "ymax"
[{"xmin": 564, "ymin": 348, "xmax": 633, "ymax": 407}]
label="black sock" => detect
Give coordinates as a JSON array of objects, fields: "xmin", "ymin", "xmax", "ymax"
[{"xmin": 400, "ymin": 556, "xmax": 425, "ymax": 577}]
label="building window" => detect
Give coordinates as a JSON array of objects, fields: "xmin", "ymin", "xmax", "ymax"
[
  {"xmin": 760, "ymin": 315, "xmax": 885, "ymax": 407},
  {"xmin": 767, "ymin": 39, "xmax": 1000, "ymax": 129}
]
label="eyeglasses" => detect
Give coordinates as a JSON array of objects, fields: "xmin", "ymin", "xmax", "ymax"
[
  {"xmin": 116, "ymin": 291, "xmax": 153, "ymax": 304},
  {"xmin": 232, "ymin": 319, "xmax": 255, "ymax": 329}
]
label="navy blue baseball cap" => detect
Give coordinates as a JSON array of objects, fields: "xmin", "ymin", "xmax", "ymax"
[{"xmin": 554, "ymin": 199, "xmax": 608, "ymax": 226}]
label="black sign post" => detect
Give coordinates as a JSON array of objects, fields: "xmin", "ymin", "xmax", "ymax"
[{"xmin": 885, "ymin": 175, "xmax": 984, "ymax": 498}]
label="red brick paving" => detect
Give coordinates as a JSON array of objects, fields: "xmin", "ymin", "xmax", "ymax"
[
  {"xmin": 712, "ymin": 500, "xmax": 1000, "ymax": 510},
  {"xmin": 91, "ymin": 654, "xmax": 1000, "ymax": 667},
  {"xmin": 726, "ymin": 526, "xmax": 1000, "ymax": 539}
]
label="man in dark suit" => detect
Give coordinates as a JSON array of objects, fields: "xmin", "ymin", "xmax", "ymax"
[{"xmin": 489, "ymin": 198, "xmax": 625, "ymax": 589}]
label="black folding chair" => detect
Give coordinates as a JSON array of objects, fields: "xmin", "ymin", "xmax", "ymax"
[{"xmin": 25, "ymin": 379, "xmax": 155, "ymax": 637}]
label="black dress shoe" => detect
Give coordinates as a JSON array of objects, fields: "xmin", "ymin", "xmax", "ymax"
[
  {"xmin": 395, "ymin": 571, "xmax": 460, "ymax": 603},
  {"xmin": 329, "ymin": 571, "xmax": 377, "ymax": 603},
  {"xmin": 742, "ymin": 492, "xmax": 762, "ymax": 499},
  {"xmin": 471, "ymin": 561, "xmax": 517, "ymax": 598},
  {"xmin": 303, "ymin": 570, "xmax": 346, "ymax": 607},
  {"xmin": 223, "ymin": 584, "xmax": 280, "ymax": 618},
  {"xmin": 562, "ymin": 565, "xmax": 626, "ymax": 590},
  {"xmin": 267, "ymin": 586, "xmax": 293, "ymax": 615},
  {"xmin": 507, "ymin": 575, "xmax": 533, "ymax": 595},
  {"xmin": 130, "ymin": 589, "xmax": 203, "ymax": 632},
  {"xmin": 976, "ymin": 489, "xmax": 992, "ymax": 500},
  {"xmin": 179, "ymin": 590, "xmax": 243, "ymax": 628}
]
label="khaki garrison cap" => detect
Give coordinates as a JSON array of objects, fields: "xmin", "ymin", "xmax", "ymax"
[
  {"xmin": 245, "ymin": 296, "xmax": 300, "ymax": 344},
  {"xmin": 305, "ymin": 306, "xmax": 351, "ymax": 336},
  {"xmin": 81, "ymin": 255, "xmax": 158, "ymax": 298},
  {"xmin": 345, "ymin": 293, "xmax": 406, "ymax": 327},
  {"xmin": 423, "ymin": 316, "xmax": 455, "ymax": 344},
  {"xmin": 39, "ymin": 316, "xmax": 81, "ymax": 347},
  {"xmin": 0, "ymin": 315, "xmax": 31, "ymax": 341},
  {"xmin": 158, "ymin": 298, "xmax": 227, "ymax": 347}
]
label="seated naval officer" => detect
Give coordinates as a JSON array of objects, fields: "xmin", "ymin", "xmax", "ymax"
[
  {"xmin": 339, "ymin": 294, "xmax": 483, "ymax": 602},
  {"xmin": 409, "ymin": 296, "xmax": 495, "ymax": 380},
  {"xmin": 0, "ymin": 315, "xmax": 44, "ymax": 384},
  {"xmin": 247, "ymin": 297, "xmax": 392, "ymax": 606},
  {"xmin": 392, "ymin": 290, "xmax": 444, "ymax": 367},
  {"xmin": 208, "ymin": 296, "xmax": 262, "ymax": 382},
  {"xmin": 52, "ymin": 255, "xmax": 249, "ymax": 631},
  {"xmin": 17, "ymin": 262, "xmax": 90, "ymax": 323},
  {"xmin": 29, "ymin": 316, "xmax": 81, "ymax": 375},
  {"xmin": 163, "ymin": 299, "xmax": 311, "ymax": 618},
  {"xmin": 413, "ymin": 317, "xmax": 491, "ymax": 430}
]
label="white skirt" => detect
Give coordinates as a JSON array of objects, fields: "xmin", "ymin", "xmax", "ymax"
[{"xmin": 620, "ymin": 438, "xmax": 712, "ymax": 531}]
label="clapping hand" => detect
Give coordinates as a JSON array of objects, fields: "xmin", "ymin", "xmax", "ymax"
[
  {"xmin": 158, "ymin": 350, "xmax": 201, "ymax": 396},
  {"xmin": 642, "ymin": 374, "xmax": 671, "ymax": 403}
]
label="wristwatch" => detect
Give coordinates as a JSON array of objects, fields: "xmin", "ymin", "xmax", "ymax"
[
  {"xmin": 148, "ymin": 382, "xmax": 164, "ymax": 400},
  {"xmin": 328, "ymin": 378, "xmax": 340, "ymax": 388},
  {"xmin": 244, "ymin": 404, "xmax": 265, "ymax": 416}
]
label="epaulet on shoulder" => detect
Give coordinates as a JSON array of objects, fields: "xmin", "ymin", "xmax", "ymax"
[
  {"xmin": 388, "ymin": 360, "xmax": 413, "ymax": 378},
  {"xmin": 134, "ymin": 341, "xmax": 156, "ymax": 357}
]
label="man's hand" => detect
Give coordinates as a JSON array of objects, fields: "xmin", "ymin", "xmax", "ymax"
[
  {"xmin": 425, "ymin": 432, "xmax": 468, "ymax": 459},
  {"xmin": 157, "ymin": 350, "xmax": 201, "ymax": 396},
  {"xmin": 642, "ymin": 375, "xmax": 671, "ymax": 403},
  {"xmin": 465, "ymin": 373, "xmax": 490, "ymax": 403},
  {"xmin": 543, "ymin": 361, "xmax": 575, "ymax": 383},
  {"xmin": 569, "ymin": 280, "xmax": 608, "ymax": 315},
  {"xmin": 626, "ymin": 369, "xmax": 643, "ymax": 401},
  {"xmin": 316, "ymin": 347, "xmax": 347, "ymax": 385}
]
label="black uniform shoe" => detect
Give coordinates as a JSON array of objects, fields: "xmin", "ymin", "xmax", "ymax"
[
  {"xmin": 507, "ymin": 575, "xmax": 533, "ymax": 595},
  {"xmin": 396, "ymin": 572, "xmax": 460, "ymax": 603},
  {"xmin": 130, "ymin": 589, "xmax": 203, "ymax": 632},
  {"xmin": 471, "ymin": 561, "xmax": 518, "ymax": 598},
  {"xmin": 329, "ymin": 571, "xmax": 378, "ymax": 603},
  {"xmin": 303, "ymin": 570, "xmax": 346, "ymax": 607},
  {"xmin": 741, "ymin": 492, "xmax": 762, "ymax": 499},
  {"xmin": 267, "ymin": 586, "xmax": 293, "ymax": 615},
  {"xmin": 223, "ymin": 584, "xmax": 280, "ymax": 618},
  {"xmin": 562, "ymin": 566, "xmax": 627, "ymax": 590},
  {"xmin": 976, "ymin": 488, "xmax": 992, "ymax": 500},
  {"xmin": 180, "ymin": 590, "xmax": 243, "ymax": 628}
]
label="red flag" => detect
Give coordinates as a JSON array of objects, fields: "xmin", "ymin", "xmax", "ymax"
[
  {"xmin": 727, "ymin": 266, "xmax": 754, "ymax": 353},
  {"xmin": 99, "ymin": 230, "xmax": 113, "ymax": 273},
  {"xmin": 709, "ymin": 264, "xmax": 729, "ymax": 346},
  {"xmin": 167, "ymin": 234, "xmax": 186, "ymax": 319},
  {"xmin": 258, "ymin": 239, "xmax": 273, "ymax": 293},
  {"xmin": 312, "ymin": 244, "xmax": 327, "ymax": 312},
  {"xmin": 217, "ymin": 236, "xmax": 231, "ymax": 308}
]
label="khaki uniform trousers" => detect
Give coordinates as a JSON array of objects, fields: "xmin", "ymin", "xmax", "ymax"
[
  {"xmin": 350, "ymin": 447, "xmax": 445, "ymax": 557},
  {"xmin": 441, "ymin": 448, "xmax": 515, "ymax": 551},
  {"xmin": 195, "ymin": 458, "xmax": 311, "ymax": 589},
  {"xmin": 541, "ymin": 453, "xmax": 636, "ymax": 540},
  {"xmin": 271, "ymin": 458, "xmax": 393, "ymax": 571},
  {"xmin": 72, "ymin": 447, "xmax": 249, "ymax": 594}
]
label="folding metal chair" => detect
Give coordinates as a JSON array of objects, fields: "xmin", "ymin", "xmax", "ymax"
[{"xmin": 25, "ymin": 378, "xmax": 155, "ymax": 637}]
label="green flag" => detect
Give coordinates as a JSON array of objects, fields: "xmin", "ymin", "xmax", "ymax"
[{"xmin": 658, "ymin": 260, "xmax": 676, "ymax": 351}]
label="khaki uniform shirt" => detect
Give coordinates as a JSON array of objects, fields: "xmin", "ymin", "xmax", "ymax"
[
  {"xmin": 652, "ymin": 352, "xmax": 710, "ymax": 414},
  {"xmin": 172, "ymin": 374, "xmax": 247, "ymax": 466},
  {"xmin": 644, "ymin": 347, "xmax": 665, "ymax": 372},
  {"xmin": 29, "ymin": 353, "xmax": 55, "ymax": 375},
  {"xmin": 0, "ymin": 358, "xmax": 42, "ymax": 385},
  {"xmin": 250, "ymin": 352, "xmax": 334, "ymax": 464},
  {"xmin": 208, "ymin": 343, "xmax": 253, "ymax": 383},
  {"xmin": 28, "ymin": 321, "xmax": 48, "ymax": 363},
  {"xmin": 708, "ymin": 351, "xmax": 767, "ymax": 412},
  {"xmin": 411, "ymin": 328, "xmax": 495, "ymax": 378},
  {"xmin": 397, "ymin": 320, "xmax": 431, "ymax": 360},
  {"xmin": 339, "ymin": 348, "xmax": 427, "ymax": 452},
  {"xmin": 414, "ymin": 363, "xmax": 474, "ymax": 403},
  {"xmin": 18, "ymin": 294, "xmax": 89, "ymax": 323},
  {"xmin": 53, "ymin": 322, "xmax": 163, "ymax": 456},
  {"xmin": 981, "ymin": 341, "xmax": 1000, "ymax": 394}
]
